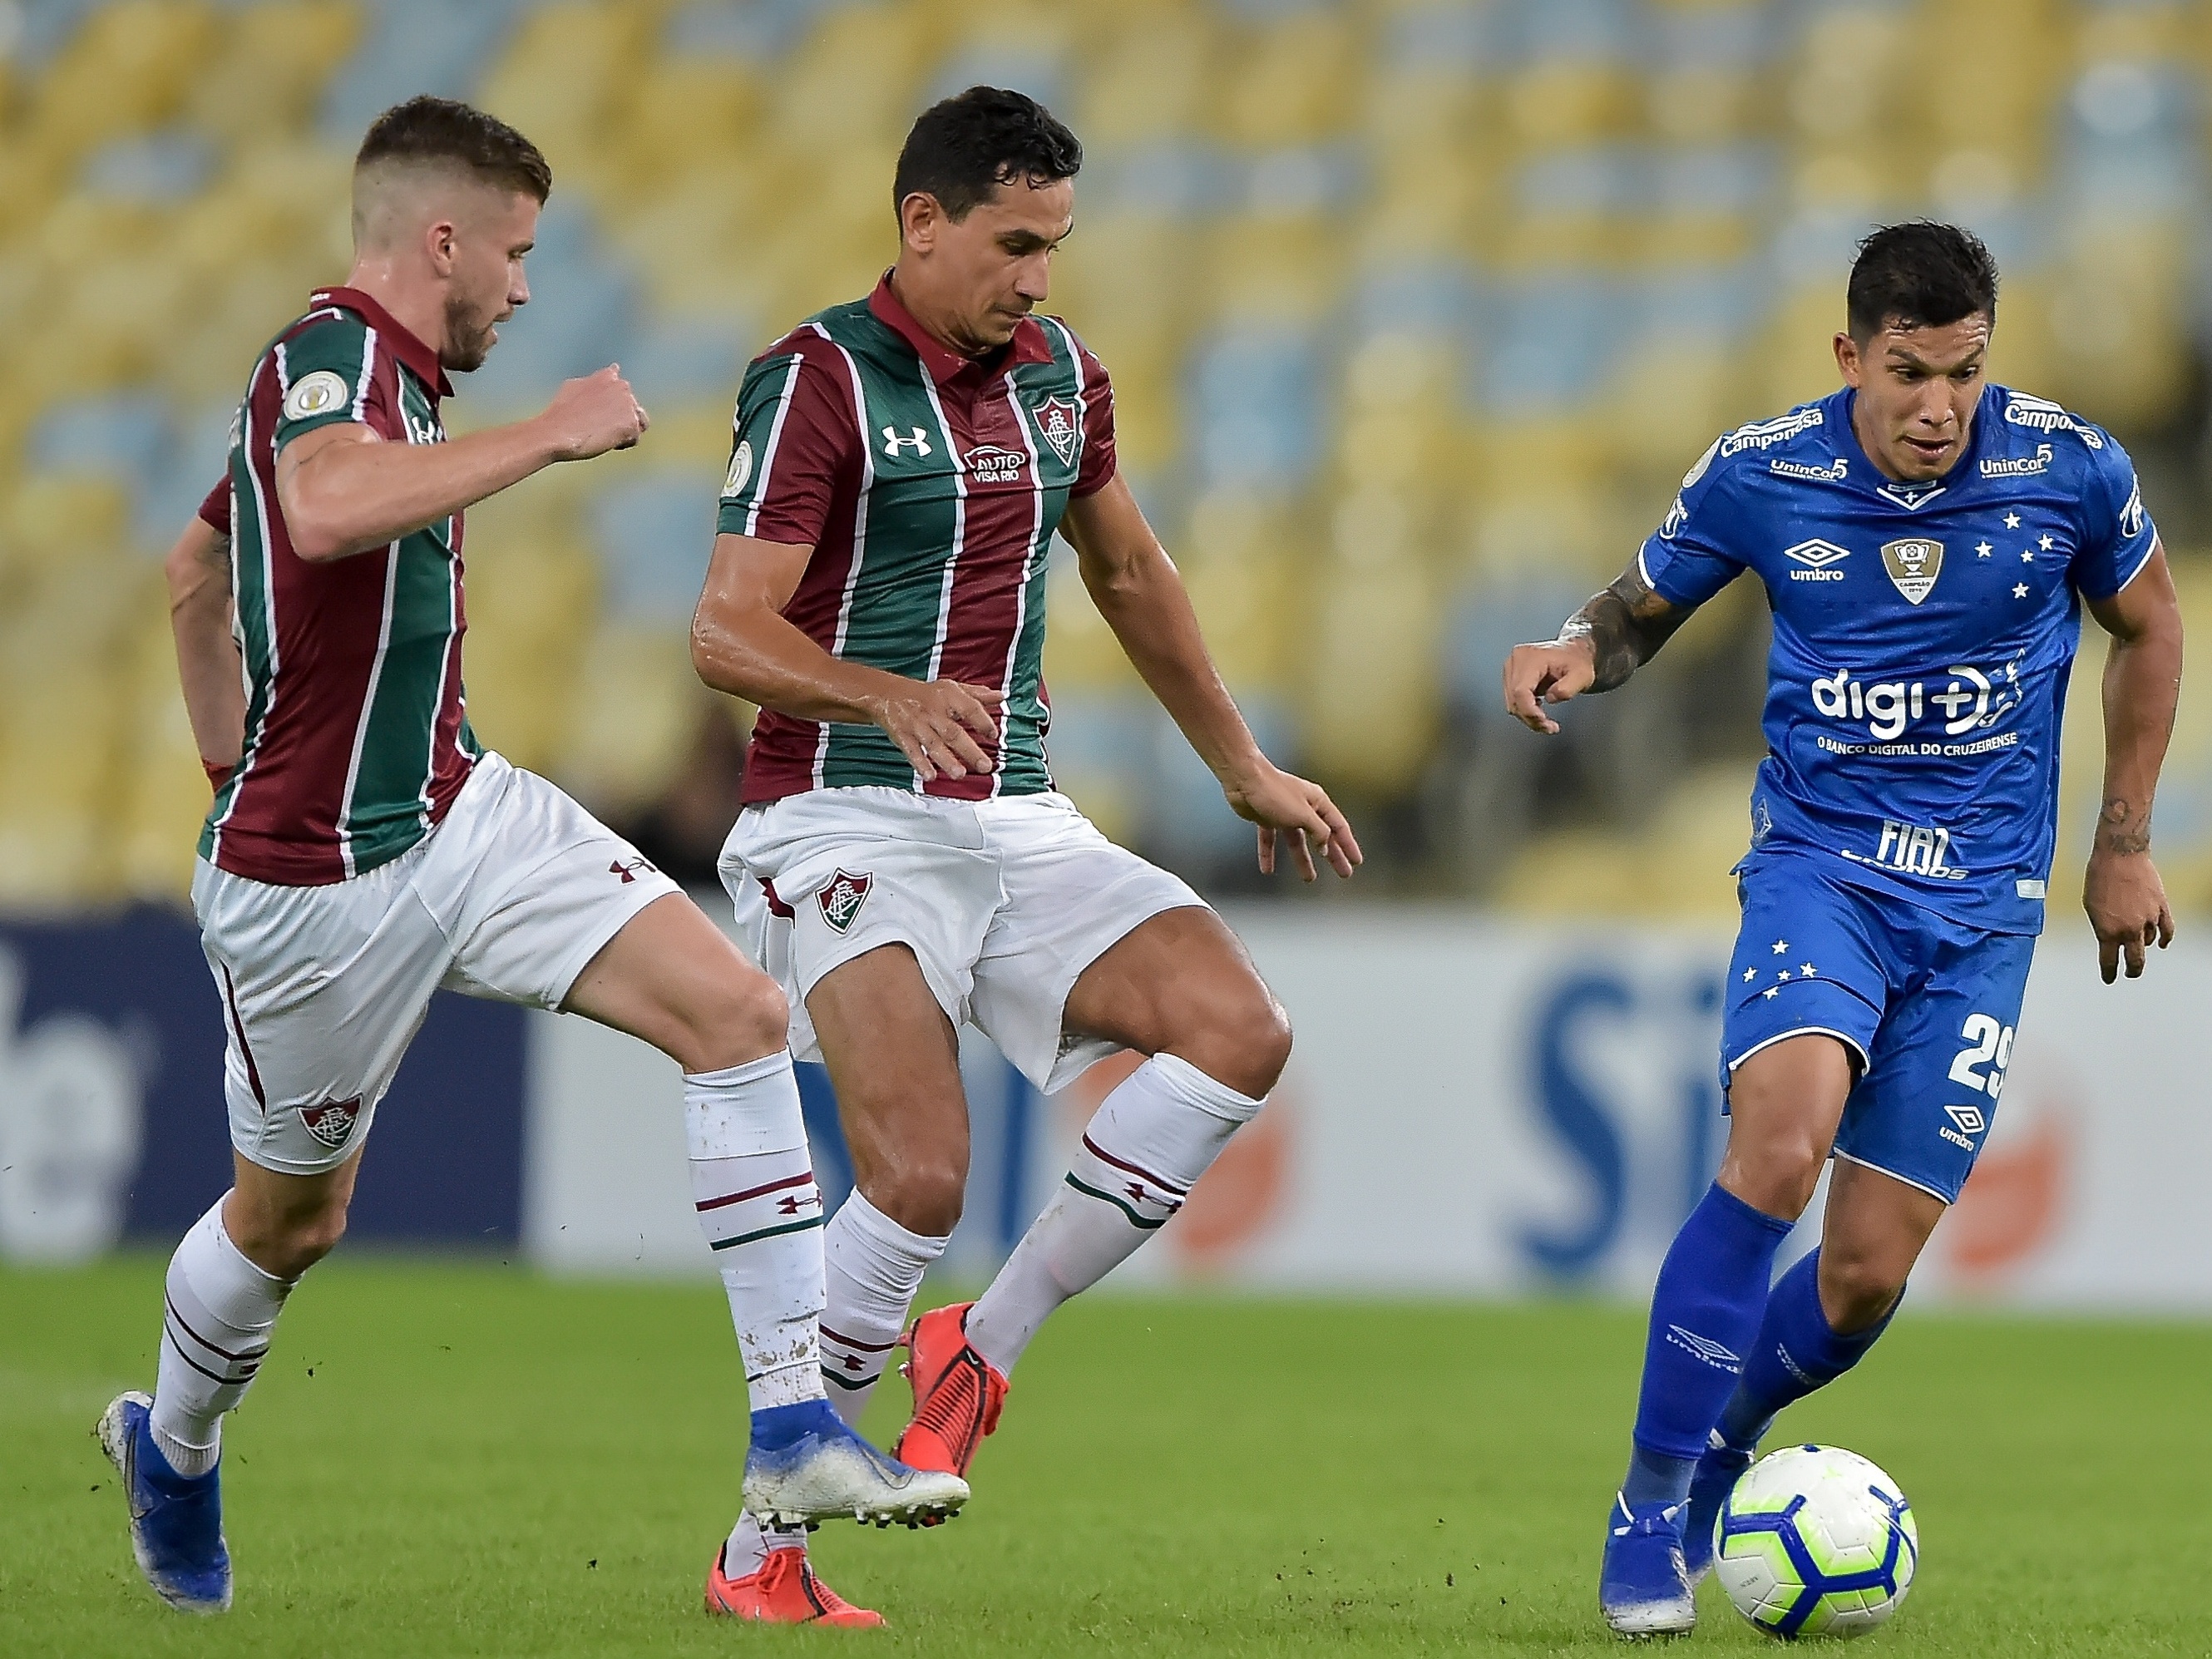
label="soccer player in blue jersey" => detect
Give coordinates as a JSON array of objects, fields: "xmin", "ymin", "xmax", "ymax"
[{"xmin": 1503, "ymin": 222, "xmax": 2183, "ymax": 1637}]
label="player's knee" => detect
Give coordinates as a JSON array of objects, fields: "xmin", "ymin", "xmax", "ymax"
[
  {"xmin": 680, "ymin": 971, "xmax": 789, "ymax": 1072},
  {"xmin": 249, "ymin": 1200, "xmax": 348, "ymax": 1279},
  {"xmin": 863, "ymin": 1158, "xmax": 966, "ymax": 1239},
  {"xmin": 1818, "ymin": 1248, "xmax": 1907, "ymax": 1334},
  {"xmin": 1168, "ymin": 977, "xmax": 1292, "ymax": 1100},
  {"xmin": 1720, "ymin": 1138, "xmax": 1827, "ymax": 1222}
]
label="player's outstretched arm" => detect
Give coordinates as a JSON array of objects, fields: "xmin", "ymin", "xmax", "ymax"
[
  {"xmin": 2083, "ymin": 542, "xmax": 2183, "ymax": 982},
  {"xmin": 1502, "ymin": 560, "xmax": 1693, "ymax": 735},
  {"xmin": 1058, "ymin": 474, "xmax": 1360, "ymax": 881},
  {"xmin": 164, "ymin": 514, "xmax": 245, "ymax": 786},
  {"xmin": 277, "ymin": 366, "xmax": 648, "ymax": 562},
  {"xmin": 689, "ymin": 531, "xmax": 1005, "ymax": 783}
]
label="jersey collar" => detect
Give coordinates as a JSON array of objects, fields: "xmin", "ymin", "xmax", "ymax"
[
  {"xmin": 309, "ymin": 286, "xmax": 455, "ymax": 398},
  {"xmin": 868, "ymin": 272, "xmax": 1054, "ymax": 387}
]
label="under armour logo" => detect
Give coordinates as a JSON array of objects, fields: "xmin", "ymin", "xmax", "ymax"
[
  {"xmin": 778, "ymin": 1190, "xmax": 821, "ymax": 1216},
  {"xmin": 610, "ymin": 857, "xmax": 655, "ymax": 885},
  {"xmin": 881, "ymin": 425, "xmax": 932, "ymax": 457}
]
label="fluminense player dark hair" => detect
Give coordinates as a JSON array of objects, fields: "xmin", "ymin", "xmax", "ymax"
[
  {"xmin": 356, "ymin": 96, "xmax": 553, "ymax": 202},
  {"xmin": 1846, "ymin": 220, "xmax": 1998, "ymax": 341},
  {"xmin": 892, "ymin": 86, "xmax": 1082, "ymax": 223}
]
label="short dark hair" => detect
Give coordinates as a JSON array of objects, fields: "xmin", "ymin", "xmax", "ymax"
[
  {"xmin": 356, "ymin": 96, "xmax": 552, "ymax": 202},
  {"xmin": 891, "ymin": 86, "xmax": 1081, "ymax": 223},
  {"xmin": 1847, "ymin": 221, "xmax": 1998, "ymax": 340}
]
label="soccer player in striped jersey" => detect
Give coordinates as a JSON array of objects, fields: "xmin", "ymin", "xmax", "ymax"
[
  {"xmin": 105, "ymin": 97, "xmax": 963, "ymax": 1626},
  {"xmin": 689, "ymin": 86, "xmax": 1362, "ymax": 1582},
  {"xmin": 1505, "ymin": 223, "xmax": 2182, "ymax": 1636}
]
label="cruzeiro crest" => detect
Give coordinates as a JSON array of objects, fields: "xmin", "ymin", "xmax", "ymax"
[
  {"xmin": 1880, "ymin": 537, "xmax": 1943, "ymax": 605},
  {"xmin": 1034, "ymin": 395, "xmax": 1082, "ymax": 467},
  {"xmin": 816, "ymin": 869, "xmax": 873, "ymax": 935}
]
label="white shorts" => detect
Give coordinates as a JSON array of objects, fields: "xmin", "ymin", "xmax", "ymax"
[
  {"xmin": 719, "ymin": 788, "xmax": 1205, "ymax": 1094},
  {"xmin": 195, "ymin": 750, "xmax": 680, "ymax": 1175}
]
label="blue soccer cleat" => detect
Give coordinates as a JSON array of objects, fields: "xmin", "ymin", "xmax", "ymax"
[
  {"xmin": 1681, "ymin": 1430, "xmax": 1756, "ymax": 1586},
  {"xmin": 1601, "ymin": 1491, "xmax": 1696, "ymax": 1637},
  {"xmin": 96, "ymin": 1391, "xmax": 231, "ymax": 1614},
  {"xmin": 741, "ymin": 1398, "xmax": 968, "ymax": 1530}
]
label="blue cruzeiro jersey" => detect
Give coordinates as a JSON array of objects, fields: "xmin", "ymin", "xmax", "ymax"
[{"xmin": 1640, "ymin": 382, "xmax": 2158, "ymax": 936}]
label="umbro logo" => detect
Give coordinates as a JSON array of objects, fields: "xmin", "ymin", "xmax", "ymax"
[
  {"xmin": 1666, "ymin": 1325, "xmax": 1743, "ymax": 1373},
  {"xmin": 1784, "ymin": 538, "xmax": 1850, "ymax": 583},
  {"xmin": 1939, "ymin": 1102, "xmax": 1987, "ymax": 1151},
  {"xmin": 1785, "ymin": 538, "xmax": 1850, "ymax": 568}
]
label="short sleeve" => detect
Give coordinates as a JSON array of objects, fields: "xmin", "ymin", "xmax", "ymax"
[
  {"xmin": 1069, "ymin": 336, "xmax": 1117, "ymax": 499},
  {"xmin": 717, "ymin": 345, "xmax": 858, "ymax": 547},
  {"xmin": 273, "ymin": 314, "xmax": 380, "ymax": 452},
  {"xmin": 197, "ymin": 477, "xmax": 231, "ymax": 536},
  {"xmin": 2071, "ymin": 431, "xmax": 2159, "ymax": 600},
  {"xmin": 1635, "ymin": 436, "xmax": 1748, "ymax": 609}
]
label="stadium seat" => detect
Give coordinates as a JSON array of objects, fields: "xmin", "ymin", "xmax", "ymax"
[
  {"xmin": 182, "ymin": 1, "xmax": 362, "ymax": 146},
  {"xmin": 1212, "ymin": 9, "xmax": 1358, "ymax": 151},
  {"xmin": 0, "ymin": 0, "xmax": 2207, "ymax": 911}
]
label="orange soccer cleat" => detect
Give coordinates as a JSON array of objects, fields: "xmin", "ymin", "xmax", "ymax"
[
  {"xmin": 891, "ymin": 1301, "xmax": 1009, "ymax": 1479},
  {"xmin": 704, "ymin": 1542, "xmax": 884, "ymax": 1627}
]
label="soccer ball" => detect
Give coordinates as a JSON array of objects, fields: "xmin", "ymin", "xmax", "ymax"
[{"xmin": 1714, "ymin": 1444, "xmax": 1918, "ymax": 1639}]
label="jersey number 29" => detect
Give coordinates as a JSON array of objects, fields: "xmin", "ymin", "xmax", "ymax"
[{"xmin": 1948, "ymin": 1014, "xmax": 2015, "ymax": 1098}]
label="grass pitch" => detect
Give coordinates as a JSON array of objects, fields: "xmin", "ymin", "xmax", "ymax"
[{"xmin": 3, "ymin": 1258, "xmax": 2207, "ymax": 1657}]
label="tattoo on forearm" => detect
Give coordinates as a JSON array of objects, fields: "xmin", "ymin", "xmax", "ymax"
[
  {"xmin": 1558, "ymin": 570, "xmax": 1687, "ymax": 693},
  {"xmin": 2097, "ymin": 797, "xmax": 2152, "ymax": 857}
]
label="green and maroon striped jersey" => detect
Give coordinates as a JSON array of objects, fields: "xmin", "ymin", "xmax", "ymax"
[
  {"xmin": 719, "ymin": 274, "xmax": 1117, "ymax": 802},
  {"xmin": 199, "ymin": 287, "xmax": 479, "ymax": 886}
]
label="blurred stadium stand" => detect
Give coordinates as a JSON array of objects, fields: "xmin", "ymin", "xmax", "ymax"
[{"xmin": 3, "ymin": 0, "xmax": 2210, "ymax": 917}]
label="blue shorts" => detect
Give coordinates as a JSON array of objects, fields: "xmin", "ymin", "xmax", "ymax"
[{"xmin": 1719, "ymin": 857, "xmax": 2038, "ymax": 1204}]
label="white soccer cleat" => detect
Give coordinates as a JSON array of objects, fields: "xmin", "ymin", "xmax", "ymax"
[{"xmin": 741, "ymin": 1400, "xmax": 968, "ymax": 1530}]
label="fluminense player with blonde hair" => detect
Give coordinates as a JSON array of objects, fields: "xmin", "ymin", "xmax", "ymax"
[{"xmin": 108, "ymin": 95, "xmax": 963, "ymax": 1622}]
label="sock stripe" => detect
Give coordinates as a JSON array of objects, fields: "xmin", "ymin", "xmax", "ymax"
[
  {"xmin": 1080, "ymin": 1134, "xmax": 1190, "ymax": 1200},
  {"xmin": 709, "ymin": 1215, "xmax": 827, "ymax": 1251},
  {"xmin": 165, "ymin": 1297, "xmax": 269, "ymax": 1366},
  {"xmin": 819, "ymin": 1322, "xmax": 895, "ymax": 1353},
  {"xmin": 1064, "ymin": 1173, "xmax": 1168, "ymax": 1231},
  {"xmin": 161, "ymin": 1329, "xmax": 250, "ymax": 1388},
  {"xmin": 696, "ymin": 1171, "xmax": 816, "ymax": 1212}
]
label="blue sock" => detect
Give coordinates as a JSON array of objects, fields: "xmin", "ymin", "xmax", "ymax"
[
  {"xmin": 748, "ymin": 1398, "xmax": 842, "ymax": 1453},
  {"xmin": 1623, "ymin": 1183, "xmax": 1794, "ymax": 1506},
  {"xmin": 1715, "ymin": 1249, "xmax": 1900, "ymax": 1452}
]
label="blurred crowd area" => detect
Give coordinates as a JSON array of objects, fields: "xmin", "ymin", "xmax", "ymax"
[{"xmin": 6, "ymin": 0, "xmax": 2212, "ymax": 921}]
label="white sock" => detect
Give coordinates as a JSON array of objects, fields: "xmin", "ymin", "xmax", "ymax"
[
  {"xmin": 686, "ymin": 1054, "xmax": 828, "ymax": 1413},
  {"xmin": 965, "ymin": 1053, "xmax": 1262, "ymax": 1376},
  {"xmin": 151, "ymin": 1198, "xmax": 294, "ymax": 1477},
  {"xmin": 820, "ymin": 1190, "xmax": 948, "ymax": 1425},
  {"xmin": 722, "ymin": 1510, "xmax": 810, "ymax": 1575}
]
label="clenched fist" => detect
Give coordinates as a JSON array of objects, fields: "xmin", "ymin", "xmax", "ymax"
[{"xmin": 541, "ymin": 365, "xmax": 649, "ymax": 462}]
